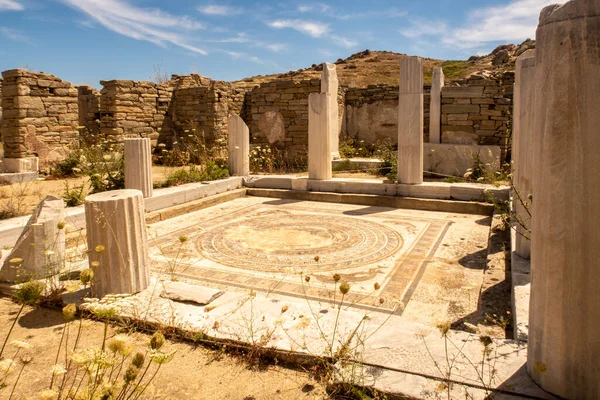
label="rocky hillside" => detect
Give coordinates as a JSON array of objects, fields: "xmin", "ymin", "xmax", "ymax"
[{"xmin": 234, "ymin": 39, "xmax": 535, "ymax": 88}]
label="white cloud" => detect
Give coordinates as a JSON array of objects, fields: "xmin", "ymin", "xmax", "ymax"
[
  {"xmin": 443, "ymin": 0, "xmax": 564, "ymax": 49},
  {"xmin": 60, "ymin": 0, "xmax": 207, "ymax": 55},
  {"xmin": 268, "ymin": 19, "xmax": 330, "ymax": 38},
  {"xmin": 297, "ymin": 4, "xmax": 330, "ymax": 13},
  {"xmin": 400, "ymin": 20, "xmax": 449, "ymax": 38},
  {"xmin": 331, "ymin": 34, "xmax": 357, "ymax": 48},
  {"xmin": 0, "ymin": 27, "xmax": 32, "ymax": 44},
  {"xmin": 223, "ymin": 50, "xmax": 264, "ymax": 64},
  {"xmin": 209, "ymin": 32, "xmax": 287, "ymax": 52},
  {"xmin": 198, "ymin": 4, "xmax": 242, "ymax": 16},
  {"xmin": 0, "ymin": 0, "xmax": 23, "ymax": 11},
  {"xmin": 213, "ymin": 32, "xmax": 250, "ymax": 43}
]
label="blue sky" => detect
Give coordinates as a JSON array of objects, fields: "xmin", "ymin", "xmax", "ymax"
[{"xmin": 0, "ymin": 0, "xmax": 561, "ymax": 87}]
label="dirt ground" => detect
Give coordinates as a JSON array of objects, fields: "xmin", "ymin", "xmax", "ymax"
[
  {"xmin": 0, "ymin": 166, "xmax": 182, "ymax": 218},
  {"xmin": 0, "ymin": 298, "xmax": 327, "ymax": 399}
]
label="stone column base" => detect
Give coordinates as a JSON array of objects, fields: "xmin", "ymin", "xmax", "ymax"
[{"xmin": 2, "ymin": 157, "xmax": 39, "ymax": 173}]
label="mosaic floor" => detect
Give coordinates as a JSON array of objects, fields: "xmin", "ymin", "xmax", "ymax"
[{"xmin": 147, "ymin": 197, "xmax": 491, "ymax": 326}]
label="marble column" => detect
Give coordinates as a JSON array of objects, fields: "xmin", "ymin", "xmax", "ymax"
[
  {"xmin": 227, "ymin": 114, "xmax": 250, "ymax": 176},
  {"xmin": 429, "ymin": 67, "xmax": 444, "ymax": 144},
  {"xmin": 124, "ymin": 138, "xmax": 153, "ymax": 198},
  {"xmin": 321, "ymin": 63, "xmax": 340, "ymax": 159},
  {"xmin": 528, "ymin": 1, "xmax": 600, "ymax": 398},
  {"xmin": 85, "ymin": 189, "xmax": 150, "ymax": 298},
  {"xmin": 397, "ymin": 57, "xmax": 424, "ymax": 184},
  {"xmin": 513, "ymin": 50, "xmax": 536, "ymax": 259},
  {"xmin": 308, "ymin": 92, "xmax": 332, "ymax": 180}
]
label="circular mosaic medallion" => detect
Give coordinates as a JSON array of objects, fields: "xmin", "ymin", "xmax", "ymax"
[{"xmin": 196, "ymin": 213, "xmax": 403, "ymax": 272}]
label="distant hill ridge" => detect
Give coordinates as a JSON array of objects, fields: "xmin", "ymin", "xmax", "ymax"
[{"xmin": 233, "ymin": 39, "xmax": 535, "ymax": 88}]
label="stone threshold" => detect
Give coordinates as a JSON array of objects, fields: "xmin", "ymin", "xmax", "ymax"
[
  {"xmin": 243, "ymin": 175, "xmax": 509, "ymax": 203},
  {"xmin": 246, "ymin": 188, "xmax": 494, "ymax": 216}
]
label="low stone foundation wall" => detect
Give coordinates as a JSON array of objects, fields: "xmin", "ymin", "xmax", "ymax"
[{"xmin": 424, "ymin": 143, "xmax": 501, "ymax": 177}]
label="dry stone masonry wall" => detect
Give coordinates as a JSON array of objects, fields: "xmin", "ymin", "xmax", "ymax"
[
  {"xmin": 345, "ymin": 84, "xmax": 432, "ymax": 145},
  {"xmin": 77, "ymin": 85, "xmax": 101, "ymax": 136},
  {"xmin": 0, "ymin": 68, "xmax": 513, "ymax": 168},
  {"xmin": 441, "ymin": 72, "xmax": 513, "ymax": 158},
  {"xmin": 242, "ymin": 79, "xmax": 322, "ymax": 163},
  {"xmin": 1, "ymin": 69, "xmax": 79, "ymax": 168},
  {"xmin": 99, "ymin": 80, "xmax": 173, "ymax": 145}
]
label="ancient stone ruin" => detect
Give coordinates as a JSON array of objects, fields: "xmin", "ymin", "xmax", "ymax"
[
  {"xmin": 0, "ymin": 0, "xmax": 597, "ymax": 398},
  {"xmin": 0, "ymin": 59, "xmax": 514, "ymax": 174}
]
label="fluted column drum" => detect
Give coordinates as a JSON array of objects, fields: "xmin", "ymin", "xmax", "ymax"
[
  {"xmin": 85, "ymin": 189, "xmax": 150, "ymax": 297},
  {"xmin": 124, "ymin": 138, "xmax": 153, "ymax": 198}
]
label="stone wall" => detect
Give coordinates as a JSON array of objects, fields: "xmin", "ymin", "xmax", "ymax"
[
  {"xmin": 241, "ymin": 79, "xmax": 322, "ymax": 163},
  {"xmin": 0, "ymin": 68, "xmax": 514, "ymax": 169},
  {"xmin": 98, "ymin": 80, "xmax": 173, "ymax": 145},
  {"xmin": 441, "ymin": 72, "xmax": 513, "ymax": 157},
  {"xmin": 344, "ymin": 84, "xmax": 432, "ymax": 145},
  {"xmin": 77, "ymin": 85, "xmax": 101, "ymax": 136},
  {"xmin": 0, "ymin": 69, "xmax": 79, "ymax": 167},
  {"xmin": 166, "ymin": 79, "xmax": 236, "ymax": 146}
]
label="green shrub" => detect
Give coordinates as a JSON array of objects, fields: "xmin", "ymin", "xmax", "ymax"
[
  {"xmin": 62, "ymin": 181, "xmax": 86, "ymax": 207},
  {"xmin": 157, "ymin": 161, "xmax": 229, "ymax": 188}
]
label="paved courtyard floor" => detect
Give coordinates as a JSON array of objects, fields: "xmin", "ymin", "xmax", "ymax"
[{"xmin": 147, "ymin": 196, "xmax": 493, "ymax": 333}]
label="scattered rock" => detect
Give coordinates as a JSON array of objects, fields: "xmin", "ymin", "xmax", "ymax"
[
  {"xmin": 491, "ymin": 44, "xmax": 516, "ymax": 55},
  {"xmin": 515, "ymin": 38, "xmax": 536, "ymax": 57},
  {"xmin": 492, "ymin": 50, "xmax": 510, "ymax": 66},
  {"xmin": 161, "ymin": 281, "xmax": 224, "ymax": 305}
]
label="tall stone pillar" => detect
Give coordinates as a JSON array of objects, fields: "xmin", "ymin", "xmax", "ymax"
[
  {"xmin": 227, "ymin": 114, "xmax": 249, "ymax": 176},
  {"xmin": 512, "ymin": 50, "xmax": 536, "ymax": 259},
  {"xmin": 397, "ymin": 57, "xmax": 424, "ymax": 184},
  {"xmin": 124, "ymin": 138, "xmax": 153, "ymax": 198},
  {"xmin": 321, "ymin": 63, "xmax": 340, "ymax": 159},
  {"xmin": 85, "ymin": 189, "xmax": 150, "ymax": 298},
  {"xmin": 308, "ymin": 93, "xmax": 332, "ymax": 180},
  {"xmin": 528, "ymin": 1, "xmax": 600, "ymax": 398},
  {"xmin": 429, "ymin": 67, "xmax": 444, "ymax": 143}
]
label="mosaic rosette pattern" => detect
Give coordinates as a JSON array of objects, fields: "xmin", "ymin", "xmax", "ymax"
[{"xmin": 196, "ymin": 212, "xmax": 403, "ymax": 272}]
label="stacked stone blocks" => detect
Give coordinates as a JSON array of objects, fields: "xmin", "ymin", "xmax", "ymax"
[
  {"xmin": 440, "ymin": 72, "xmax": 513, "ymax": 155},
  {"xmin": 1, "ymin": 69, "xmax": 79, "ymax": 169}
]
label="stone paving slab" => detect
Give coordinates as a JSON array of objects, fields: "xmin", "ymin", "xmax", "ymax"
[{"xmin": 80, "ymin": 277, "xmax": 555, "ymax": 400}]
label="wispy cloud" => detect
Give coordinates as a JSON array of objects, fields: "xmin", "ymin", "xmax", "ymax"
[
  {"xmin": 268, "ymin": 19, "xmax": 330, "ymax": 38},
  {"xmin": 0, "ymin": 0, "xmax": 23, "ymax": 11},
  {"xmin": 0, "ymin": 27, "xmax": 33, "ymax": 44},
  {"xmin": 59, "ymin": 0, "xmax": 207, "ymax": 55},
  {"xmin": 443, "ymin": 0, "xmax": 562, "ymax": 49},
  {"xmin": 75, "ymin": 19, "xmax": 95, "ymax": 29},
  {"xmin": 400, "ymin": 20, "xmax": 448, "ymax": 38},
  {"xmin": 293, "ymin": 3, "xmax": 406, "ymax": 20},
  {"xmin": 331, "ymin": 34, "xmax": 357, "ymax": 48},
  {"xmin": 222, "ymin": 50, "xmax": 264, "ymax": 64},
  {"xmin": 297, "ymin": 3, "xmax": 330, "ymax": 13},
  {"xmin": 198, "ymin": 4, "xmax": 242, "ymax": 16},
  {"xmin": 208, "ymin": 32, "xmax": 287, "ymax": 52}
]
